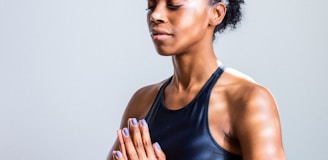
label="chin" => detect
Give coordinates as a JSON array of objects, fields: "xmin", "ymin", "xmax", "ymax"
[
  {"xmin": 154, "ymin": 46, "xmax": 177, "ymax": 56},
  {"xmin": 156, "ymin": 50, "xmax": 176, "ymax": 57}
]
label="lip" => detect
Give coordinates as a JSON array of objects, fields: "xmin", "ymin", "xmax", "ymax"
[{"xmin": 150, "ymin": 28, "xmax": 173, "ymax": 40}]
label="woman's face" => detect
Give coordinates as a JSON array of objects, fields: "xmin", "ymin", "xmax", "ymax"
[{"xmin": 147, "ymin": 0, "xmax": 213, "ymax": 56}]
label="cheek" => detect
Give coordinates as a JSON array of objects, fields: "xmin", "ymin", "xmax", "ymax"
[{"xmin": 172, "ymin": 10, "xmax": 208, "ymax": 37}]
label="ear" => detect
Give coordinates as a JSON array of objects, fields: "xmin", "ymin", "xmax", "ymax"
[{"xmin": 209, "ymin": 2, "xmax": 226, "ymax": 26}]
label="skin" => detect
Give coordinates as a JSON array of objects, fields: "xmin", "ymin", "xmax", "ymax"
[
  {"xmin": 112, "ymin": 119, "xmax": 166, "ymax": 160},
  {"xmin": 107, "ymin": 0, "xmax": 286, "ymax": 159}
]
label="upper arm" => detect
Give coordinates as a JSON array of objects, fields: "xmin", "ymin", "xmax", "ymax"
[
  {"xmin": 119, "ymin": 84, "xmax": 161, "ymax": 128},
  {"xmin": 235, "ymin": 86, "xmax": 285, "ymax": 160},
  {"xmin": 107, "ymin": 84, "xmax": 161, "ymax": 160}
]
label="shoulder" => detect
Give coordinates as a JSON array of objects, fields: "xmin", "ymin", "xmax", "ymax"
[
  {"xmin": 219, "ymin": 67, "xmax": 279, "ymax": 129},
  {"xmin": 119, "ymin": 79, "xmax": 167, "ymax": 127},
  {"xmin": 219, "ymin": 67, "xmax": 285, "ymax": 159},
  {"xmin": 218, "ymin": 67, "xmax": 273, "ymax": 106},
  {"xmin": 108, "ymin": 79, "xmax": 169, "ymax": 158}
]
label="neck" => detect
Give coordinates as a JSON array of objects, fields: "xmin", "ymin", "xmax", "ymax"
[{"xmin": 171, "ymin": 47, "xmax": 221, "ymax": 90}]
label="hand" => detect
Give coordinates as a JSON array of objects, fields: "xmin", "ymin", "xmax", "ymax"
[{"xmin": 112, "ymin": 118, "xmax": 166, "ymax": 160}]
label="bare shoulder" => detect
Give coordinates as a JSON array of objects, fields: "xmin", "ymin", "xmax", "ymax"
[
  {"xmin": 221, "ymin": 67, "xmax": 279, "ymax": 130},
  {"xmin": 120, "ymin": 79, "xmax": 167, "ymax": 127},
  {"xmin": 107, "ymin": 80, "xmax": 168, "ymax": 160},
  {"xmin": 218, "ymin": 67, "xmax": 279, "ymax": 132},
  {"xmin": 220, "ymin": 67, "xmax": 274, "ymax": 105},
  {"xmin": 220, "ymin": 67, "xmax": 286, "ymax": 159}
]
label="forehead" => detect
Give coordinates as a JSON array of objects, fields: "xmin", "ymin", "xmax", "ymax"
[
  {"xmin": 147, "ymin": 0, "xmax": 210, "ymax": 5},
  {"xmin": 147, "ymin": 0, "xmax": 204, "ymax": 3}
]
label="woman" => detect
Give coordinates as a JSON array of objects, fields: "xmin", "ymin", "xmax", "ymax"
[{"xmin": 108, "ymin": 0, "xmax": 286, "ymax": 159}]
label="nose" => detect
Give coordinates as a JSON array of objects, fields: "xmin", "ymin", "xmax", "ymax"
[{"xmin": 148, "ymin": 4, "xmax": 167, "ymax": 24}]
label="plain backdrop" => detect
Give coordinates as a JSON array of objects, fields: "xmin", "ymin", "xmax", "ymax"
[{"xmin": 0, "ymin": 0, "xmax": 327, "ymax": 159}]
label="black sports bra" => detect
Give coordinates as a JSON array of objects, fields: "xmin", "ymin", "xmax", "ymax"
[{"xmin": 145, "ymin": 66, "xmax": 242, "ymax": 160}]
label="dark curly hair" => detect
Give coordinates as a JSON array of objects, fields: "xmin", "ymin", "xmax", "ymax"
[{"xmin": 211, "ymin": 0, "xmax": 244, "ymax": 37}]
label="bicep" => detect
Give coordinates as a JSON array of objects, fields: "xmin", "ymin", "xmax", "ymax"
[
  {"xmin": 236, "ymin": 88, "xmax": 285, "ymax": 160},
  {"xmin": 107, "ymin": 85, "xmax": 159, "ymax": 159},
  {"xmin": 107, "ymin": 92, "xmax": 144, "ymax": 160}
]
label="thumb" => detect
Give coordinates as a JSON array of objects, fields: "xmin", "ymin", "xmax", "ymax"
[
  {"xmin": 153, "ymin": 142, "xmax": 166, "ymax": 160},
  {"xmin": 112, "ymin": 151, "xmax": 124, "ymax": 160}
]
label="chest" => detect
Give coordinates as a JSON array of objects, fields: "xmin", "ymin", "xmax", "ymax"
[{"xmin": 146, "ymin": 101, "xmax": 241, "ymax": 160}]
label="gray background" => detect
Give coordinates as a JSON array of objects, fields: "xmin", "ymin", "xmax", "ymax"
[{"xmin": 0, "ymin": 0, "xmax": 327, "ymax": 159}]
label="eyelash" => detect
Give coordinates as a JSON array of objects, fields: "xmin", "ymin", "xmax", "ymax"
[
  {"xmin": 145, "ymin": 6, "xmax": 155, "ymax": 11},
  {"xmin": 145, "ymin": 5, "xmax": 182, "ymax": 11},
  {"xmin": 167, "ymin": 5, "xmax": 182, "ymax": 10}
]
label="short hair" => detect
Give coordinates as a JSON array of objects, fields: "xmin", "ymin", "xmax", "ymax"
[{"xmin": 211, "ymin": 0, "xmax": 245, "ymax": 37}]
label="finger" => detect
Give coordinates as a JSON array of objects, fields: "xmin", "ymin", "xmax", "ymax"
[
  {"xmin": 139, "ymin": 119, "xmax": 156, "ymax": 158},
  {"xmin": 117, "ymin": 129, "xmax": 127, "ymax": 159},
  {"xmin": 112, "ymin": 150, "xmax": 124, "ymax": 160},
  {"xmin": 121, "ymin": 127, "xmax": 139, "ymax": 160},
  {"xmin": 128, "ymin": 118, "xmax": 147, "ymax": 159},
  {"xmin": 153, "ymin": 142, "xmax": 166, "ymax": 160}
]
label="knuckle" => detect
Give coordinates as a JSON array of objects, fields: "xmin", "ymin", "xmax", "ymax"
[
  {"xmin": 142, "ymin": 139, "xmax": 152, "ymax": 147},
  {"xmin": 127, "ymin": 151, "xmax": 136, "ymax": 159},
  {"xmin": 134, "ymin": 141, "xmax": 144, "ymax": 149}
]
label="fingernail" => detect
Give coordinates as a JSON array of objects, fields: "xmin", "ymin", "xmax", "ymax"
[
  {"xmin": 115, "ymin": 151, "xmax": 122, "ymax": 158},
  {"xmin": 132, "ymin": 118, "xmax": 138, "ymax": 126},
  {"xmin": 123, "ymin": 128, "xmax": 129, "ymax": 136},
  {"xmin": 141, "ymin": 119, "xmax": 147, "ymax": 126},
  {"xmin": 155, "ymin": 142, "xmax": 161, "ymax": 150}
]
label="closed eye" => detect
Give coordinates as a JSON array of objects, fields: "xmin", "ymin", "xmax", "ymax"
[
  {"xmin": 146, "ymin": 0, "xmax": 156, "ymax": 12},
  {"xmin": 167, "ymin": 5, "xmax": 182, "ymax": 10},
  {"xmin": 145, "ymin": 4, "xmax": 182, "ymax": 12},
  {"xmin": 145, "ymin": 6, "xmax": 155, "ymax": 11}
]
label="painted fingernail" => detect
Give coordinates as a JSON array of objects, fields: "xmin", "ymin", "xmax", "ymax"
[
  {"xmin": 115, "ymin": 151, "xmax": 122, "ymax": 158},
  {"xmin": 132, "ymin": 118, "xmax": 138, "ymax": 126},
  {"xmin": 155, "ymin": 142, "xmax": 161, "ymax": 150},
  {"xmin": 123, "ymin": 128, "xmax": 129, "ymax": 136},
  {"xmin": 141, "ymin": 119, "xmax": 147, "ymax": 126}
]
